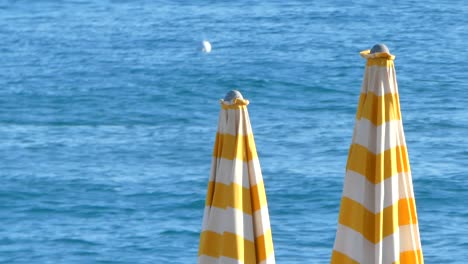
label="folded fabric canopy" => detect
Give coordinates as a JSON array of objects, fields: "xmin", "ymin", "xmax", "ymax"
[
  {"xmin": 199, "ymin": 91, "xmax": 275, "ymax": 264},
  {"xmin": 331, "ymin": 46, "xmax": 424, "ymax": 264}
]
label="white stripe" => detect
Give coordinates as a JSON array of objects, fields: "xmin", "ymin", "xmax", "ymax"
[
  {"xmin": 352, "ymin": 119, "xmax": 406, "ymax": 154},
  {"xmin": 400, "ymin": 170, "xmax": 416, "ymax": 205},
  {"xmin": 198, "ymin": 255, "xmax": 243, "ymax": 264},
  {"xmin": 253, "ymin": 206, "xmax": 272, "ymax": 238},
  {"xmin": 342, "ymin": 171, "xmax": 415, "ymax": 214},
  {"xmin": 217, "ymin": 108, "xmax": 253, "ymax": 136},
  {"xmin": 201, "ymin": 206, "xmax": 255, "ymax": 241},
  {"xmin": 400, "ymin": 224, "xmax": 423, "ymax": 253},
  {"xmin": 258, "ymin": 254, "xmax": 276, "ymax": 264},
  {"xmin": 210, "ymin": 158, "xmax": 251, "ymax": 188},
  {"xmin": 209, "ymin": 158, "xmax": 262, "ymax": 189},
  {"xmin": 361, "ymin": 65, "xmax": 398, "ymax": 96},
  {"xmin": 248, "ymin": 158, "xmax": 263, "ymax": 187},
  {"xmin": 201, "ymin": 206, "xmax": 272, "ymax": 241},
  {"xmin": 198, "ymin": 254, "xmax": 275, "ymax": 264},
  {"xmin": 209, "ymin": 158, "xmax": 217, "ymax": 182},
  {"xmin": 333, "ymin": 224, "xmax": 421, "ymax": 264}
]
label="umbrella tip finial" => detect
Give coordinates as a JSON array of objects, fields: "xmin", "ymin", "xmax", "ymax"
[
  {"xmin": 370, "ymin": 43, "xmax": 390, "ymax": 54},
  {"xmin": 224, "ymin": 90, "xmax": 244, "ymax": 102}
]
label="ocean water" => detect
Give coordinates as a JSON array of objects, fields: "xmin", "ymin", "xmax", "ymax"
[{"xmin": 1, "ymin": 1, "xmax": 467, "ymax": 263}]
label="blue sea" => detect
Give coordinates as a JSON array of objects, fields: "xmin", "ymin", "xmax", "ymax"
[{"xmin": 1, "ymin": 1, "xmax": 467, "ymax": 263}]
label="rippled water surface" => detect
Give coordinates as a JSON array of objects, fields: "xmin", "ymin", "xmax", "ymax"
[{"xmin": 1, "ymin": 1, "xmax": 467, "ymax": 263}]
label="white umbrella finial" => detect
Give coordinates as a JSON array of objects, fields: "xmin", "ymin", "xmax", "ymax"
[
  {"xmin": 370, "ymin": 43, "xmax": 390, "ymax": 54},
  {"xmin": 223, "ymin": 90, "xmax": 244, "ymax": 103}
]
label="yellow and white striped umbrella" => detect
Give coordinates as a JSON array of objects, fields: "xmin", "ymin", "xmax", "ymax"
[
  {"xmin": 198, "ymin": 91, "xmax": 275, "ymax": 264},
  {"xmin": 331, "ymin": 45, "xmax": 424, "ymax": 264}
]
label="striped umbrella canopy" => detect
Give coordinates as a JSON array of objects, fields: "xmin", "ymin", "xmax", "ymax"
[
  {"xmin": 331, "ymin": 45, "xmax": 424, "ymax": 264},
  {"xmin": 198, "ymin": 91, "xmax": 275, "ymax": 264}
]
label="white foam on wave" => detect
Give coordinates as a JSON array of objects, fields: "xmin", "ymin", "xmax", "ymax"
[{"xmin": 202, "ymin": 40, "xmax": 212, "ymax": 53}]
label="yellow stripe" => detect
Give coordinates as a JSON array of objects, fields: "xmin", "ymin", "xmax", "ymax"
[
  {"xmin": 360, "ymin": 49, "xmax": 395, "ymax": 60},
  {"xmin": 205, "ymin": 181, "xmax": 268, "ymax": 215},
  {"xmin": 330, "ymin": 250, "xmax": 359, "ymax": 264},
  {"xmin": 221, "ymin": 104, "xmax": 247, "ymax": 110},
  {"xmin": 205, "ymin": 179, "xmax": 216, "ymax": 210},
  {"xmin": 205, "ymin": 181, "xmax": 252, "ymax": 215},
  {"xmin": 221, "ymin": 98, "xmax": 249, "ymax": 109},
  {"xmin": 255, "ymin": 229, "xmax": 274, "ymax": 262},
  {"xmin": 394, "ymin": 249, "xmax": 424, "ymax": 264},
  {"xmin": 366, "ymin": 58, "xmax": 394, "ymax": 67},
  {"xmin": 199, "ymin": 231, "xmax": 256, "ymax": 262},
  {"xmin": 338, "ymin": 197, "xmax": 418, "ymax": 244},
  {"xmin": 356, "ymin": 92, "xmax": 402, "ymax": 126},
  {"xmin": 251, "ymin": 181, "xmax": 268, "ymax": 212},
  {"xmin": 346, "ymin": 144, "xmax": 409, "ymax": 184},
  {"xmin": 213, "ymin": 133, "xmax": 258, "ymax": 161}
]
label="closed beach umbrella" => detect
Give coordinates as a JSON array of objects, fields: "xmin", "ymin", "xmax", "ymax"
[
  {"xmin": 331, "ymin": 44, "xmax": 424, "ymax": 264},
  {"xmin": 198, "ymin": 91, "xmax": 275, "ymax": 264}
]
